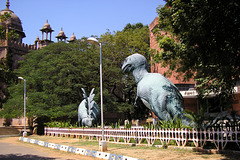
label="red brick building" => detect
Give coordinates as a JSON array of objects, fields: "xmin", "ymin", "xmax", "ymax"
[{"xmin": 149, "ymin": 17, "xmax": 240, "ymax": 116}]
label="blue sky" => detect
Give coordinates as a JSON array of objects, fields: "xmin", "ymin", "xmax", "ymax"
[{"xmin": 0, "ymin": 0, "xmax": 165, "ymax": 45}]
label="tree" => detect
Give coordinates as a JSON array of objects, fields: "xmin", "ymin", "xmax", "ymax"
[
  {"xmin": 0, "ymin": 12, "xmax": 11, "ymax": 39},
  {"xmin": 0, "ymin": 12, "xmax": 19, "ymax": 41},
  {"xmin": 123, "ymin": 23, "xmax": 147, "ymax": 32},
  {"xmin": 153, "ymin": 0, "xmax": 240, "ymax": 109},
  {"xmin": 1, "ymin": 41, "xmax": 101, "ymax": 133},
  {"xmin": 1, "ymin": 22, "xmax": 150, "ymax": 133},
  {"xmin": 0, "ymin": 12, "xmax": 18, "ymax": 108},
  {"xmin": 99, "ymin": 23, "xmax": 150, "ymax": 120}
]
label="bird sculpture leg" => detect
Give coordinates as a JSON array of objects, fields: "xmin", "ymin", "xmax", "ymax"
[
  {"xmin": 141, "ymin": 98, "xmax": 151, "ymax": 110},
  {"xmin": 153, "ymin": 94, "xmax": 172, "ymax": 121}
]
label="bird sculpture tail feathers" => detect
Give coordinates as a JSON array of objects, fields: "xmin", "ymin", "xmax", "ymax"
[
  {"xmin": 78, "ymin": 88, "xmax": 99, "ymax": 127},
  {"xmin": 81, "ymin": 88, "xmax": 88, "ymax": 99},
  {"xmin": 81, "ymin": 88, "xmax": 95, "ymax": 102},
  {"xmin": 89, "ymin": 88, "xmax": 95, "ymax": 103}
]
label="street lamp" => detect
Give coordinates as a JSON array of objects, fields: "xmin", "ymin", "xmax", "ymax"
[
  {"xmin": 18, "ymin": 77, "xmax": 27, "ymax": 137},
  {"xmin": 87, "ymin": 37, "xmax": 107, "ymax": 151}
]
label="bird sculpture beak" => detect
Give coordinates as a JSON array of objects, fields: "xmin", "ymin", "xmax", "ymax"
[
  {"xmin": 122, "ymin": 58, "xmax": 131, "ymax": 73},
  {"xmin": 122, "ymin": 63, "xmax": 131, "ymax": 73},
  {"xmin": 122, "ymin": 64, "xmax": 128, "ymax": 73}
]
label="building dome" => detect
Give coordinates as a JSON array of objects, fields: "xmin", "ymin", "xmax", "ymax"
[
  {"xmin": 42, "ymin": 20, "xmax": 52, "ymax": 30},
  {"xmin": 68, "ymin": 32, "xmax": 77, "ymax": 42},
  {"xmin": 57, "ymin": 28, "xmax": 66, "ymax": 37},
  {"xmin": 0, "ymin": 0, "xmax": 25, "ymax": 38},
  {"xmin": 56, "ymin": 28, "xmax": 68, "ymax": 41}
]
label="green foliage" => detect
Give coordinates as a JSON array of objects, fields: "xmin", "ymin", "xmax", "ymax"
[
  {"xmin": 0, "ymin": 56, "xmax": 17, "ymax": 108},
  {"xmin": 143, "ymin": 122, "xmax": 156, "ymax": 130},
  {"xmin": 0, "ymin": 12, "xmax": 11, "ymax": 22},
  {"xmin": 1, "ymin": 22, "xmax": 150, "ymax": 125},
  {"xmin": 110, "ymin": 123, "xmax": 114, "ymax": 129},
  {"xmin": 184, "ymin": 109, "xmax": 219, "ymax": 129},
  {"xmin": 153, "ymin": 0, "xmax": 240, "ymax": 109},
  {"xmin": 122, "ymin": 23, "xmax": 148, "ymax": 32},
  {"xmin": 184, "ymin": 109, "xmax": 205, "ymax": 129},
  {"xmin": 100, "ymin": 23, "xmax": 150, "ymax": 119},
  {"xmin": 158, "ymin": 116, "xmax": 189, "ymax": 129},
  {"xmin": 0, "ymin": 12, "xmax": 11, "ymax": 40},
  {"xmin": 143, "ymin": 116, "xmax": 191, "ymax": 130},
  {"xmin": 110, "ymin": 119, "xmax": 122, "ymax": 129},
  {"xmin": 0, "ymin": 12, "xmax": 19, "ymax": 41},
  {"xmin": 161, "ymin": 141, "xmax": 168, "ymax": 149},
  {"xmin": 93, "ymin": 122, "xmax": 100, "ymax": 128},
  {"xmin": 45, "ymin": 121, "xmax": 78, "ymax": 128},
  {"xmin": 0, "ymin": 83, "xmax": 22, "ymax": 118},
  {"xmin": 0, "ymin": 12, "xmax": 19, "ymax": 108},
  {"xmin": 124, "ymin": 122, "xmax": 132, "ymax": 129},
  {"xmin": 2, "ymin": 41, "xmax": 98, "ymax": 120}
]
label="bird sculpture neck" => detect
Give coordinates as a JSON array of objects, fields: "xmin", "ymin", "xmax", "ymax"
[{"xmin": 132, "ymin": 67, "xmax": 148, "ymax": 84}]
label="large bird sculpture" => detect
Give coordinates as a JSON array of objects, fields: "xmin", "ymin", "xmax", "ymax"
[{"xmin": 122, "ymin": 53, "xmax": 190, "ymax": 124}]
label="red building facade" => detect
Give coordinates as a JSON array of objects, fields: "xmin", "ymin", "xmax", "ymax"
[{"xmin": 149, "ymin": 17, "xmax": 240, "ymax": 115}]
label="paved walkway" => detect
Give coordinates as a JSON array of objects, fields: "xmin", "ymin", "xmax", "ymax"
[
  {"xmin": 0, "ymin": 137, "xmax": 95, "ymax": 160},
  {"xmin": 0, "ymin": 142, "xmax": 66, "ymax": 160}
]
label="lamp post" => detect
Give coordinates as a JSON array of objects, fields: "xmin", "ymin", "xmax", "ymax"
[
  {"xmin": 18, "ymin": 77, "xmax": 27, "ymax": 137},
  {"xmin": 87, "ymin": 37, "xmax": 107, "ymax": 151}
]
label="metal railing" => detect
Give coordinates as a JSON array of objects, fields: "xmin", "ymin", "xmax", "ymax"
[{"xmin": 45, "ymin": 127, "xmax": 240, "ymax": 150}]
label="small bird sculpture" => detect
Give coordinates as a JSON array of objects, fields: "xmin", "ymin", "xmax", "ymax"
[{"xmin": 78, "ymin": 88, "xmax": 100, "ymax": 127}]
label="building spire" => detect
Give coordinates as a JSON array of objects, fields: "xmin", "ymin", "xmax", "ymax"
[{"xmin": 6, "ymin": 0, "xmax": 10, "ymax": 9}]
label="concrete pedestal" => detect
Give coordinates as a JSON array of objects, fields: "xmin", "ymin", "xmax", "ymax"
[
  {"xmin": 23, "ymin": 131, "xmax": 27, "ymax": 137},
  {"xmin": 99, "ymin": 140, "xmax": 107, "ymax": 151}
]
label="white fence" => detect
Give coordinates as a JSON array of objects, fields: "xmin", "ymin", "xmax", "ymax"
[{"xmin": 44, "ymin": 127, "xmax": 240, "ymax": 150}]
